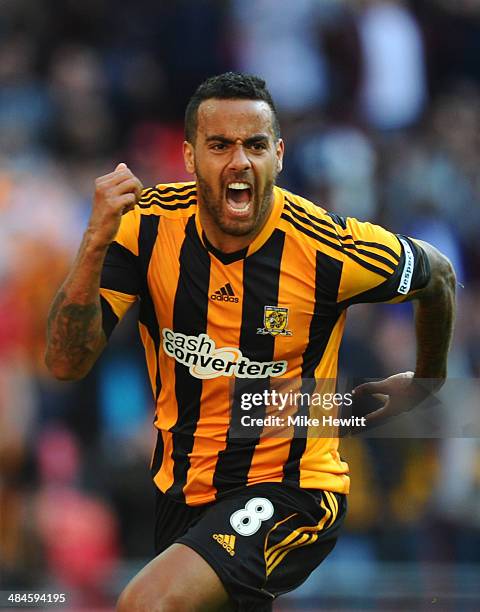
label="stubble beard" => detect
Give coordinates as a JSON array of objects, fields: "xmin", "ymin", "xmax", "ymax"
[{"xmin": 196, "ymin": 171, "xmax": 277, "ymax": 238}]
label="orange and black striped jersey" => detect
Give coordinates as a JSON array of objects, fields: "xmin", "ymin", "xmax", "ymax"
[{"xmin": 100, "ymin": 182, "xmax": 430, "ymax": 505}]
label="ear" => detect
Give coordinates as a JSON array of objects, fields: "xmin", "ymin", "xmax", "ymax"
[
  {"xmin": 183, "ymin": 141, "xmax": 195, "ymax": 175},
  {"xmin": 276, "ymin": 139, "xmax": 285, "ymax": 173}
]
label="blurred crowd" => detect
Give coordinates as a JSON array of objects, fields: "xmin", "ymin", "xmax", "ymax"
[{"xmin": 1, "ymin": 0, "xmax": 480, "ymax": 607}]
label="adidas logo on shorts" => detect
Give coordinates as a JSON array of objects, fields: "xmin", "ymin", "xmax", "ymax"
[
  {"xmin": 212, "ymin": 533, "xmax": 236, "ymax": 556},
  {"xmin": 210, "ymin": 283, "xmax": 239, "ymax": 303}
]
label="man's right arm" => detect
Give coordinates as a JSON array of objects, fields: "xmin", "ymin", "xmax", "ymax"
[{"xmin": 45, "ymin": 163, "xmax": 143, "ymax": 381}]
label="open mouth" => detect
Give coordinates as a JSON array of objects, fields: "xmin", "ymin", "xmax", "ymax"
[{"xmin": 225, "ymin": 182, "xmax": 253, "ymax": 217}]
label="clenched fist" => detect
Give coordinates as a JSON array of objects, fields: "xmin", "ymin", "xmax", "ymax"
[{"xmin": 87, "ymin": 163, "xmax": 143, "ymax": 247}]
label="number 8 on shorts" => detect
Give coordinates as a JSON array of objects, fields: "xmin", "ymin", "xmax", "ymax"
[{"xmin": 229, "ymin": 497, "xmax": 274, "ymax": 536}]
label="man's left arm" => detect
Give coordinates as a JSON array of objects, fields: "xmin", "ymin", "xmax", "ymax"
[
  {"xmin": 410, "ymin": 239, "xmax": 456, "ymax": 381},
  {"xmin": 353, "ymin": 239, "xmax": 456, "ymax": 423}
]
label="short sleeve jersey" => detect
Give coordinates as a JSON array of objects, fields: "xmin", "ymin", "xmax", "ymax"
[{"xmin": 100, "ymin": 183, "xmax": 430, "ymax": 505}]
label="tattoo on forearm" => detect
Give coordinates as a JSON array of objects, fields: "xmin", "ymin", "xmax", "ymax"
[{"xmin": 47, "ymin": 290, "xmax": 102, "ymax": 369}]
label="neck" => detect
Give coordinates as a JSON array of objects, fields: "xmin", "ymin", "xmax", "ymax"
[{"xmin": 199, "ymin": 215, "xmax": 258, "ymax": 253}]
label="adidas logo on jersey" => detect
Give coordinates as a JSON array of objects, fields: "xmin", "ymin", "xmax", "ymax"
[
  {"xmin": 212, "ymin": 533, "xmax": 236, "ymax": 556},
  {"xmin": 211, "ymin": 283, "xmax": 239, "ymax": 303}
]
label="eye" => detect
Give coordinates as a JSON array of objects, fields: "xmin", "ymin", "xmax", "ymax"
[
  {"xmin": 250, "ymin": 142, "xmax": 267, "ymax": 151},
  {"xmin": 211, "ymin": 143, "xmax": 227, "ymax": 151}
]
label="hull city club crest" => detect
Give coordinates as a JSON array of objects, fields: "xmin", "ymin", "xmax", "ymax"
[{"xmin": 257, "ymin": 306, "xmax": 292, "ymax": 337}]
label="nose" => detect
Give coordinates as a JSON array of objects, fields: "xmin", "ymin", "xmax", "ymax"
[{"xmin": 228, "ymin": 143, "xmax": 252, "ymax": 172}]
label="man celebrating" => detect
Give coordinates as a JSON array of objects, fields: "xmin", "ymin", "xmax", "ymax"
[{"xmin": 46, "ymin": 73, "xmax": 455, "ymax": 611}]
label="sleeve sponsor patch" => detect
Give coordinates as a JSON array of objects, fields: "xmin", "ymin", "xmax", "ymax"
[{"xmin": 397, "ymin": 237, "xmax": 415, "ymax": 295}]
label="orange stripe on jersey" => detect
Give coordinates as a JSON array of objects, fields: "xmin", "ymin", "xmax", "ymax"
[
  {"xmin": 154, "ymin": 181, "xmax": 196, "ymax": 193},
  {"xmin": 139, "ymin": 194, "xmax": 197, "ymax": 210},
  {"xmin": 183, "ymin": 256, "xmax": 244, "ymax": 504},
  {"xmin": 113, "ymin": 208, "xmax": 140, "ymax": 256},
  {"xmin": 337, "ymin": 218, "xmax": 403, "ymax": 303},
  {"xmin": 298, "ymin": 444, "xmax": 350, "ymax": 493},
  {"xmin": 338, "ymin": 257, "xmax": 387, "ymax": 302},
  {"xmin": 149, "ymin": 216, "xmax": 185, "ymax": 320},
  {"xmin": 278, "ymin": 217, "xmax": 345, "ymax": 488},
  {"xmin": 313, "ymin": 311, "xmax": 346, "ymax": 381},
  {"xmin": 163, "ymin": 217, "xmax": 212, "ymax": 502},
  {"xmin": 139, "ymin": 321, "xmax": 158, "ymax": 398},
  {"xmin": 99, "ymin": 287, "xmax": 136, "ymax": 320},
  {"xmin": 274, "ymin": 231, "xmax": 318, "ymax": 379},
  {"xmin": 141, "ymin": 181, "xmax": 195, "ymax": 201},
  {"xmin": 298, "ymin": 314, "xmax": 350, "ymax": 493},
  {"xmin": 151, "ymin": 216, "xmax": 183, "ymax": 493},
  {"xmin": 141, "ymin": 185, "xmax": 195, "ymax": 200},
  {"xmin": 344, "ymin": 242, "xmax": 399, "ymax": 269},
  {"xmin": 343, "ymin": 249, "xmax": 397, "ymax": 275},
  {"xmin": 138, "ymin": 200, "xmax": 197, "ymax": 219}
]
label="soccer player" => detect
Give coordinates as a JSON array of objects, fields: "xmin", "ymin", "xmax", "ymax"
[{"xmin": 45, "ymin": 73, "xmax": 455, "ymax": 611}]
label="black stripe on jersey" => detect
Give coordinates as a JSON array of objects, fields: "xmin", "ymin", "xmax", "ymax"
[
  {"xmin": 150, "ymin": 429, "xmax": 164, "ymax": 479},
  {"xmin": 344, "ymin": 245, "xmax": 397, "ymax": 272},
  {"xmin": 141, "ymin": 187, "xmax": 156, "ymax": 198},
  {"xmin": 286, "ymin": 199, "xmax": 341, "ymax": 234},
  {"xmin": 166, "ymin": 216, "xmax": 211, "ymax": 501},
  {"xmin": 283, "ymin": 250, "xmax": 343, "ymax": 486},
  {"xmin": 281, "ymin": 211, "xmax": 391, "ymax": 279},
  {"xmin": 286, "ymin": 199, "xmax": 400, "ymax": 263},
  {"xmin": 138, "ymin": 196, "xmax": 197, "ymax": 210},
  {"xmin": 141, "ymin": 184, "xmax": 195, "ymax": 200},
  {"xmin": 285, "ymin": 200, "xmax": 398, "ymax": 270},
  {"xmin": 155, "ymin": 183, "xmax": 196, "ymax": 194},
  {"xmin": 100, "ymin": 295, "xmax": 119, "ymax": 338},
  {"xmin": 101, "ymin": 242, "xmax": 141, "ymax": 295},
  {"xmin": 141, "ymin": 190, "xmax": 196, "ymax": 204},
  {"xmin": 353, "ymin": 240, "xmax": 399, "ymax": 263},
  {"xmin": 203, "ymin": 231, "xmax": 248, "ymax": 264},
  {"xmin": 213, "ymin": 230, "xmax": 286, "ymax": 495},
  {"xmin": 137, "ymin": 215, "xmax": 162, "ymax": 402},
  {"xmin": 100, "ymin": 241, "xmax": 140, "ymax": 337}
]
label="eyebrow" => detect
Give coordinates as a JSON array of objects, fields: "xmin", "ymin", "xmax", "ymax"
[{"xmin": 205, "ymin": 133, "xmax": 270, "ymax": 145}]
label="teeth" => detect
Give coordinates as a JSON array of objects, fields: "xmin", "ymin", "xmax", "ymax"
[
  {"xmin": 228, "ymin": 182, "xmax": 250, "ymax": 190},
  {"xmin": 230, "ymin": 202, "xmax": 250, "ymax": 212}
]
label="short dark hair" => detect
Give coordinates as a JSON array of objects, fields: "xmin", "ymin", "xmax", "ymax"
[{"xmin": 184, "ymin": 72, "xmax": 281, "ymax": 143}]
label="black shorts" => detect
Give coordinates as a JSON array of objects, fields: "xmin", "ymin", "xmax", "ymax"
[{"xmin": 154, "ymin": 483, "xmax": 347, "ymax": 612}]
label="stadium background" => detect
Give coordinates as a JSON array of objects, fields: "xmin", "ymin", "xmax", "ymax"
[{"xmin": 1, "ymin": 0, "xmax": 479, "ymax": 609}]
